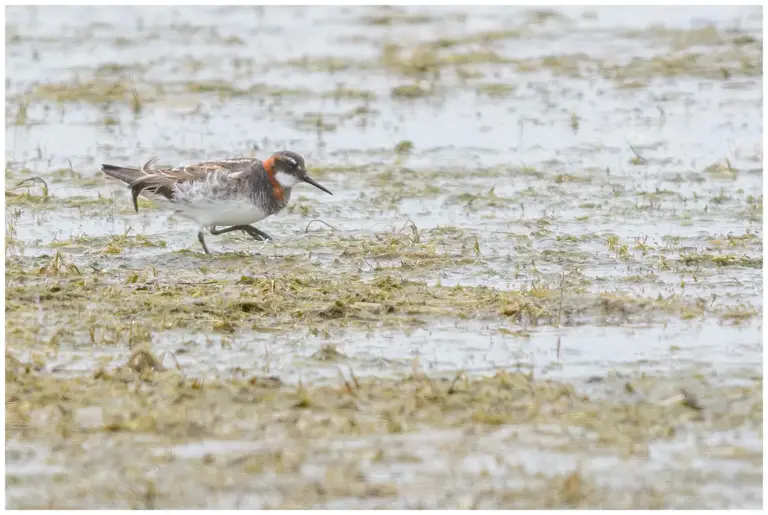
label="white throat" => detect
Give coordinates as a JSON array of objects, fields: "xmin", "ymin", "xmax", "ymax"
[{"xmin": 275, "ymin": 170, "xmax": 302, "ymax": 188}]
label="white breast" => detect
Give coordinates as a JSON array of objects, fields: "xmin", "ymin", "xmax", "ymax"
[
  {"xmin": 174, "ymin": 199, "xmax": 268, "ymax": 227},
  {"xmin": 167, "ymin": 171, "xmax": 268, "ymax": 227}
]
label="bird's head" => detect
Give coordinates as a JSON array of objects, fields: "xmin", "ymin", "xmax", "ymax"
[{"xmin": 264, "ymin": 151, "xmax": 332, "ymax": 195}]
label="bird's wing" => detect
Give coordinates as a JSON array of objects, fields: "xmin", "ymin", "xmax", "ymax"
[{"xmin": 128, "ymin": 158, "xmax": 256, "ymax": 212}]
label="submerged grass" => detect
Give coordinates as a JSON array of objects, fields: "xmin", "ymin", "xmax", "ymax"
[
  {"xmin": 5, "ymin": 244, "xmax": 750, "ymax": 349},
  {"xmin": 6, "ymin": 350, "xmax": 761, "ymax": 508},
  {"xmin": 28, "ymin": 78, "xmax": 160, "ymax": 105}
]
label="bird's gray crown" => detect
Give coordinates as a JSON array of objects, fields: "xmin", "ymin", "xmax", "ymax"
[{"xmin": 272, "ymin": 151, "xmax": 305, "ymax": 172}]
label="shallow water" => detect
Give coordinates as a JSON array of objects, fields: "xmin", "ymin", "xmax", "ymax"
[{"xmin": 5, "ymin": 5, "xmax": 763, "ymax": 509}]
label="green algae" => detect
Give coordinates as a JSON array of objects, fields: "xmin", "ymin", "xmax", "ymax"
[
  {"xmin": 360, "ymin": 12, "xmax": 437, "ymax": 26},
  {"xmin": 623, "ymin": 25, "xmax": 763, "ymax": 51},
  {"xmin": 28, "ymin": 78, "xmax": 160, "ymax": 106},
  {"xmin": 381, "ymin": 43, "xmax": 511, "ymax": 78},
  {"xmin": 323, "ymin": 86, "xmax": 377, "ymax": 101},
  {"xmin": 394, "ymin": 140, "xmax": 414, "ymax": 154},
  {"xmin": 391, "ymin": 84, "xmax": 432, "ymax": 99},
  {"xmin": 476, "ymin": 83, "xmax": 516, "ymax": 98}
]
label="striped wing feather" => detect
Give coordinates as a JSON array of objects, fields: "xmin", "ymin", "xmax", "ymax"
[{"xmin": 129, "ymin": 160, "xmax": 249, "ymax": 213}]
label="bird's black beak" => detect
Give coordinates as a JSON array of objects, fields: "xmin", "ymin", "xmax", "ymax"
[{"xmin": 303, "ymin": 174, "xmax": 333, "ymax": 195}]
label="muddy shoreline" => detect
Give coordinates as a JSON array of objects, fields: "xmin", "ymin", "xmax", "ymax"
[{"xmin": 5, "ymin": 6, "xmax": 763, "ymax": 509}]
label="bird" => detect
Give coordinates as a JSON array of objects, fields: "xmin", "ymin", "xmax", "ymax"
[{"xmin": 101, "ymin": 150, "xmax": 332, "ymax": 254}]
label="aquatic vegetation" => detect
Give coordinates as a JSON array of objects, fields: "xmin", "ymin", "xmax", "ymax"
[{"xmin": 4, "ymin": 4, "xmax": 762, "ymax": 510}]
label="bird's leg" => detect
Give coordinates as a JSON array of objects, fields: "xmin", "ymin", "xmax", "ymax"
[
  {"xmin": 210, "ymin": 225, "xmax": 272, "ymax": 241},
  {"xmin": 239, "ymin": 225, "xmax": 272, "ymax": 241},
  {"xmin": 197, "ymin": 230, "xmax": 211, "ymax": 255},
  {"xmin": 208, "ymin": 225, "xmax": 243, "ymax": 236}
]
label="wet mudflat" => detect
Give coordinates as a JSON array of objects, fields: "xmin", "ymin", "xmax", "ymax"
[{"xmin": 5, "ymin": 5, "xmax": 763, "ymax": 509}]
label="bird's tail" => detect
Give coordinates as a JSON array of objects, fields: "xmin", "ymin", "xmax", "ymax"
[
  {"xmin": 101, "ymin": 157, "xmax": 158, "ymax": 185},
  {"xmin": 101, "ymin": 157, "xmax": 161, "ymax": 212},
  {"xmin": 101, "ymin": 164, "xmax": 144, "ymax": 185}
]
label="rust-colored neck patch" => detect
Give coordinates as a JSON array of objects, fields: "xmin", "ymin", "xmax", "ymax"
[{"xmin": 263, "ymin": 156, "xmax": 285, "ymax": 201}]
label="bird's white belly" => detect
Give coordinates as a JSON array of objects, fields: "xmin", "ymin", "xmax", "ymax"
[{"xmin": 175, "ymin": 200, "xmax": 268, "ymax": 227}]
